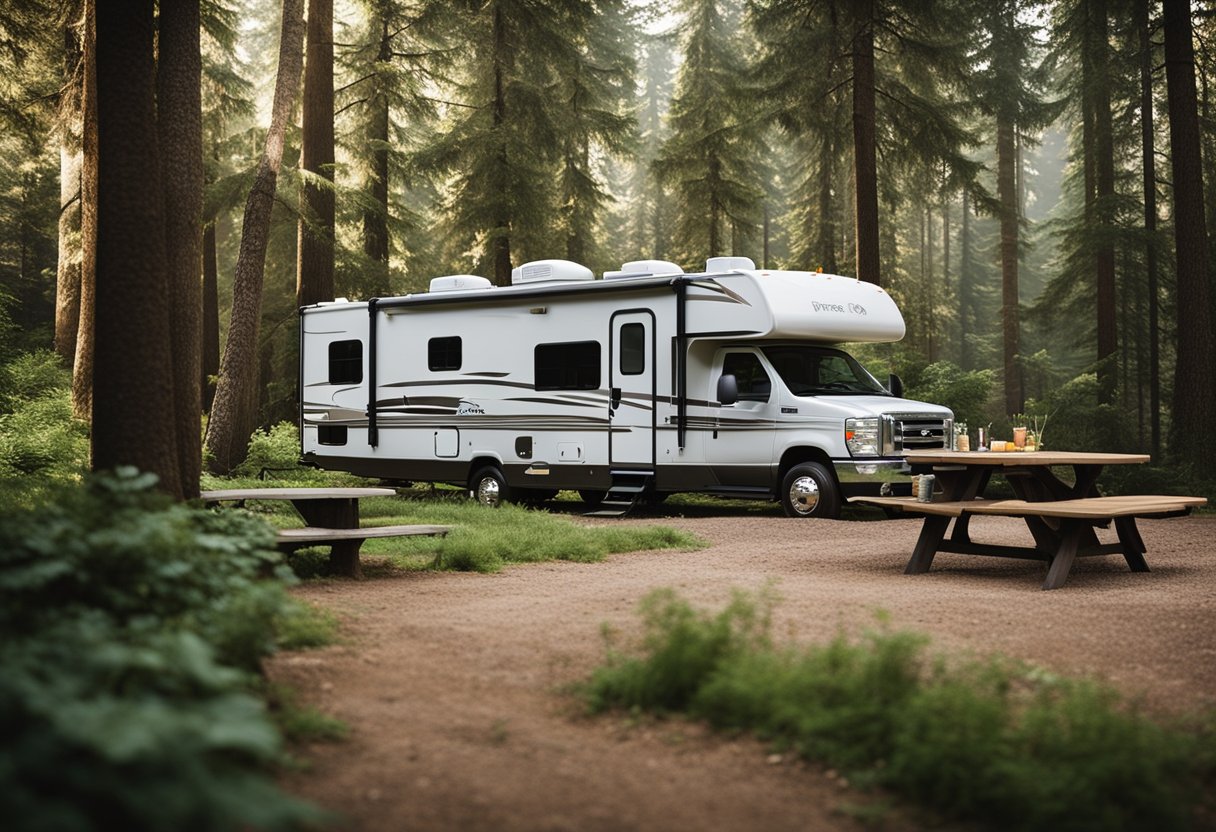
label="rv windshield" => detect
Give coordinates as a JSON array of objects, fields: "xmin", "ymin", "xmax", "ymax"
[{"xmin": 761, "ymin": 345, "xmax": 889, "ymax": 397}]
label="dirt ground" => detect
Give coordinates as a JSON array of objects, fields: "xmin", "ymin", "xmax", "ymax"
[{"xmin": 271, "ymin": 505, "xmax": 1216, "ymax": 831}]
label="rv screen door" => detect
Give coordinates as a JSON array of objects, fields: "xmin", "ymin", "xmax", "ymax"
[{"xmin": 609, "ymin": 311, "xmax": 656, "ymax": 468}]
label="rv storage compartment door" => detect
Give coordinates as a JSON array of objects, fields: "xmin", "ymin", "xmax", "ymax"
[
  {"xmin": 609, "ymin": 312, "xmax": 656, "ymax": 468},
  {"xmin": 434, "ymin": 429, "xmax": 459, "ymax": 458}
]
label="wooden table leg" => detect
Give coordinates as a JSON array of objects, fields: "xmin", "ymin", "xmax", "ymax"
[
  {"xmin": 949, "ymin": 469, "xmax": 991, "ymax": 544},
  {"xmin": 1114, "ymin": 516, "xmax": 1150, "ymax": 573},
  {"xmin": 905, "ymin": 515, "xmax": 951, "ymax": 575},
  {"xmin": 291, "ymin": 498, "xmax": 363, "ymax": 577},
  {"xmin": 328, "ymin": 540, "xmax": 365, "ymax": 579},
  {"xmin": 1042, "ymin": 521, "xmax": 1083, "ymax": 590}
]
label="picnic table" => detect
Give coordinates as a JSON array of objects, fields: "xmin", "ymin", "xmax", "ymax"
[
  {"xmin": 201, "ymin": 487, "xmax": 451, "ymax": 578},
  {"xmin": 852, "ymin": 451, "xmax": 1206, "ymax": 590}
]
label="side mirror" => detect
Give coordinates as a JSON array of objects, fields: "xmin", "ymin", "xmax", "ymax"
[
  {"xmin": 888, "ymin": 373, "xmax": 903, "ymax": 398},
  {"xmin": 717, "ymin": 373, "xmax": 739, "ymax": 406}
]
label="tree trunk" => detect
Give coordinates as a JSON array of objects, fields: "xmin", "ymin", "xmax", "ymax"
[
  {"xmin": 816, "ymin": 126, "xmax": 838, "ymax": 272},
  {"xmin": 1138, "ymin": 0, "xmax": 1161, "ymax": 459},
  {"xmin": 851, "ymin": 0, "xmax": 880, "ymax": 285},
  {"xmin": 1163, "ymin": 0, "xmax": 1215, "ymax": 465},
  {"xmin": 54, "ymin": 22, "xmax": 83, "ymax": 365},
  {"xmin": 157, "ymin": 0, "xmax": 204, "ymax": 499},
  {"xmin": 361, "ymin": 16, "xmax": 391, "ymax": 294},
  {"xmin": 960, "ymin": 188, "xmax": 972, "ymax": 368},
  {"xmin": 204, "ymin": 0, "xmax": 306, "ymax": 474},
  {"xmin": 1093, "ymin": 0, "xmax": 1118, "ymax": 405},
  {"xmin": 92, "ymin": 0, "xmax": 182, "ymax": 496},
  {"xmin": 297, "ymin": 0, "xmax": 335, "ymax": 308},
  {"xmin": 490, "ymin": 2, "xmax": 512, "ymax": 285},
  {"xmin": 72, "ymin": 0, "xmax": 97, "ymax": 421},
  {"xmin": 997, "ymin": 114, "xmax": 1022, "ymax": 415},
  {"xmin": 202, "ymin": 218, "xmax": 218, "ymax": 410}
]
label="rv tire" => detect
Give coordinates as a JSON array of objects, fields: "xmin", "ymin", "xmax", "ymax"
[
  {"xmin": 780, "ymin": 462, "xmax": 840, "ymax": 519},
  {"xmin": 470, "ymin": 466, "xmax": 511, "ymax": 508}
]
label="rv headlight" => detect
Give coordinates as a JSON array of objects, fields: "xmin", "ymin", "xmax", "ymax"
[{"xmin": 845, "ymin": 417, "xmax": 880, "ymax": 457}]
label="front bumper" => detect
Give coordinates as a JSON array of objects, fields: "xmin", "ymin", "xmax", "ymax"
[{"xmin": 831, "ymin": 457, "xmax": 915, "ymax": 496}]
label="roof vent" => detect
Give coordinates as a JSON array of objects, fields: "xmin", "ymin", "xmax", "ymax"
[
  {"xmin": 511, "ymin": 259, "xmax": 594, "ymax": 285},
  {"xmin": 429, "ymin": 275, "xmax": 493, "ymax": 293},
  {"xmin": 604, "ymin": 259, "xmax": 685, "ymax": 280},
  {"xmin": 705, "ymin": 256, "xmax": 755, "ymax": 273}
]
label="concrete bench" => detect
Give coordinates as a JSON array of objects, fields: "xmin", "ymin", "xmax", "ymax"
[
  {"xmin": 851, "ymin": 494, "xmax": 1207, "ymax": 589},
  {"xmin": 276, "ymin": 524, "xmax": 452, "ymax": 578}
]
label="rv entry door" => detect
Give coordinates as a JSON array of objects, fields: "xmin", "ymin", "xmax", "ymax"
[{"xmin": 609, "ymin": 311, "xmax": 657, "ymax": 468}]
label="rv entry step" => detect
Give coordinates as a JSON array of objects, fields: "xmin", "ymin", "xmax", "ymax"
[{"xmin": 583, "ymin": 470, "xmax": 655, "ymax": 518}]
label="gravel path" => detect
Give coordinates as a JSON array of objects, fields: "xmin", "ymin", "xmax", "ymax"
[{"xmin": 272, "ymin": 508, "xmax": 1216, "ymax": 831}]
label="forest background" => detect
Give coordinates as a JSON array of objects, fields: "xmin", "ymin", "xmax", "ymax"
[{"xmin": 1, "ymin": 0, "xmax": 1214, "ymax": 499}]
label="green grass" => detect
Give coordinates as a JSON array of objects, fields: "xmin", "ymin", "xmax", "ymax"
[
  {"xmin": 358, "ymin": 492, "xmax": 704, "ymax": 573},
  {"xmin": 586, "ymin": 588, "xmax": 1216, "ymax": 832}
]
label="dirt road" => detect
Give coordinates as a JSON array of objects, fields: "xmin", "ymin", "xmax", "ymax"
[{"xmin": 272, "ymin": 508, "xmax": 1216, "ymax": 831}]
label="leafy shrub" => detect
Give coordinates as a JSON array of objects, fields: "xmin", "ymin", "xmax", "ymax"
[
  {"xmin": 1024, "ymin": 373, "xmax": 1125, "ymax": 453},
  {"xmin": 905, "ymin": 361, "xmax": 996, "ymax": 429},
  {"xmin": 587, "ymin": 588, "xmax": 1212, "ymax": 831},
  {"xmin": 237, "ymin": 421, "xmax": 307, "ymax": 477},
  {"xmin": 0, "ymin": 469, "xmax": 318, "ymax": 831}
]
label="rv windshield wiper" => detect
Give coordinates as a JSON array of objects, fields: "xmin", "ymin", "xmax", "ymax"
[{"xmin": 799, "ymin": 381, "xmax": 873, "ymax": 395}]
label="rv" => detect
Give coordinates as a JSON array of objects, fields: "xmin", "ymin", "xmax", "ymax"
[{"xmin": 298, "ymin": 257, "xmax": 953, "ymax": 518}]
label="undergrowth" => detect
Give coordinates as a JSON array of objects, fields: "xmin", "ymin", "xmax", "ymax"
[
  {"xmin": 0, "ymin": 468, "xmax": 326, "ymax": 831},
  {"xmin": 587, "ymin": 588, "xmax": 1215, "ymax": 832}
]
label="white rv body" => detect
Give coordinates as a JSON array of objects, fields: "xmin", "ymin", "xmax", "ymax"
[{"xmin": 299, "ymin": 258, "xmax": 953, "ymax": 517}]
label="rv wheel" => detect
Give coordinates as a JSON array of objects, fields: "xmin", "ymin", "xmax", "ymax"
[
  {"xmin": 470, "ymin": 466, "xmax": 511, "ymax": 508},
  {"xmin": 780, "ymin": 462, "xmax": 840, "ymax": 519}
]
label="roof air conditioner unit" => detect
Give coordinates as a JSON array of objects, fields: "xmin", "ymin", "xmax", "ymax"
[
  {"xmin": 511, "ymin": 259, "xmax": 595, "ymax": 285},
  {"xmin": 429, "ymin": 275, "xmax": 493, "ymax": 293},
  {"xmin": 705, "ymin": 256, "xmax": 755, "ymax": 273},
  {"xmin": 603, "ymin": 259, "xmax": 685, "ymax": 280}
]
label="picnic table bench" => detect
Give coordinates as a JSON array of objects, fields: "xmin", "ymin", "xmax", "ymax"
[
  {"xmin": 852, "ymin": 452, "xmax": 1207, "ymax": 590},
  {"xmin": 201, "ymin": 487, "xmax": 451, "ymax": 578}
]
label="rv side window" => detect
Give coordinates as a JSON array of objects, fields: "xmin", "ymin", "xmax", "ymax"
[
  {"xmin": 620, "ymin": 323, "xmax": 645, "ymax": 375},
  {"xmin": 535, "ymin": 341, "xmax": 600, "ymax": 390},
  {"xmin": 722, "ymin": 352, "xmax": 771, "ymax": 403},
  {"xmin": 328, "ymin": 340, "xmax": 363, "ymax": 384},
  {"xmin": 428, "ymin": 336, "xmax": 462, "ymax": 371}
]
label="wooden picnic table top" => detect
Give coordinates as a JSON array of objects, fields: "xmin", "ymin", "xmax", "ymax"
[
  {"xmin": 852, "ymin": 494, "xmax": 1206, "ymax": 518},
  {"xmin": 903, "ymin": 450, "xmax": 1150, "ymax": 467},
  {"xmin": 200, "ymin": 487, "xmax": 397, "ymax": 501}
]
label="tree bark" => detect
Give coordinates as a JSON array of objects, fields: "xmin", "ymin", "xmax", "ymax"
[
  {"xmin": 92, "ymin": 0, "xmax": 182, "ymax": 496},
  {"xmin": 997, "ymin": 114, "xmax": 1022, "ymax": 415},
  {"xmin": 816, "ymin": 126, "xmax": 838, "ymax": 273},
  {"xmin": 960, "ymin": 188, "xmax": 972, "ymax": 368},
  {"xmin": 202, "ymin": 218, "xmax": 218, "ymax": 410},
  {"xmin": 297, "ymin": 0, "xmax": 335, "ymax": 308},
  {"xmin": 157, "ymin": 0, "xmax": 203, "ymax": 498},
  {"xmin": 491, "ymin": 1, "xmax": 512, "ymax": 285},
  {"xmin": 362, "ymin": 16, "xmax": 391, "ymax": 294},
  {"xmin": 72, "ymin": 0, "xmax": 97, "ymax": 422},
  {"xmin": 204, "ymin": 0, "xmax": 306, "ymax": 473},
  {"xmin": 1163, "ymin": 0, "xmax": 1215, "ymax": 465},
  {"xmin": 851, "ymin": 0, "xmax": 880, "ymax": 285},
  {"xmin": 54, "ymin": 22, "xmax": 82, "ymax": 365},
  {"xmin": 1138, "ymin": 0, "xmax": 1161, "ymax": 458},
  {"xmin": 1093, "ymin": 0, "xmax": 1118, "ymax": 405}
]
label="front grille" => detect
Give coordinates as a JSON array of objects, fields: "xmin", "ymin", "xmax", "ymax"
[{"xmin": 883, "ymin": 413, "xmax": 952, "ymax": 454}]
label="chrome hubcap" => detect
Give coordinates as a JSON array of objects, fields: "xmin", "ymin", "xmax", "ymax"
[
  {"xmin": 788, "ymin": 476, "xmax": 820, "ymax": 516},
  {"xmin": 476, "ymin": 477, "xmax": 501, "ymax": 507}
]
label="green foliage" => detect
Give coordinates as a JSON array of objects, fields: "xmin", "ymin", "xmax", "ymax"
[
  {"xmin": 0, "ymin": 469, "xmax": 319, "ymax": 831},
  {"xmin": 1024, "ymin": 373, "xmax": 1123, "ymax": 452},
  {"xmin": 904, "ymin": 361, "xmax": 996, "ymax": 429},
  {"xmin": 237, "ymin": 420, "xmax": 307, "ymax": 477},
  {"xmin": 0, "ymin": 350, "xmax": 88, "ymax": 496},
  {"xmin": 587, "ymin": 588, "xmax": 1213, "ymax": 831}
]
